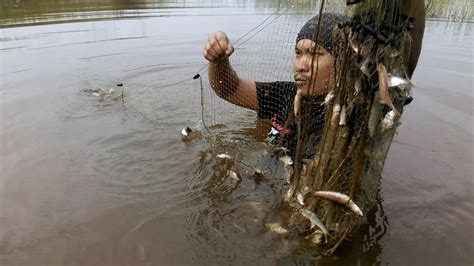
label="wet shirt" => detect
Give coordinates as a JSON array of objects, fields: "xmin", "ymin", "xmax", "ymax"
[{"xmin": 256, "ymin": 81, "xmax": 326, "ymax": 159}]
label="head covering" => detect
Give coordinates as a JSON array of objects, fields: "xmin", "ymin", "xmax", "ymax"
[{"xmin": 296, "ymin": 13, "xmax": 346, "ymax": 54}]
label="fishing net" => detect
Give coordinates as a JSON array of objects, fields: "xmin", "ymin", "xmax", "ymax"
[{"xmin": 182, "ymin": 0, "xmax": 419, "ymax": 255}]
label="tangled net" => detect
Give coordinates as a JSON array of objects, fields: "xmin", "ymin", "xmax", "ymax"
[
  {"xmin": 185, "ymin": 0, "xmax": 420, "ymax": 255},
  {"xmin": 276, "ymin": 0, "xmax": 416, "ymax": 254}
]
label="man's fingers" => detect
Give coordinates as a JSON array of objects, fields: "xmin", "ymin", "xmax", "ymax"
[
  {"xmin": 203, "ymin": 49, "xmax": 214, "ymax": 61},
  {"xmin": 215, "ymin": 33, "xmax": 230, "ymax": 55},
  {"xmin": 216, "ymin": 33, "xmax": 234, "ymax": 56},
  {"xmin": 207, "ymin": 42, "xmax": 221, "ymax": 60},
  {"xmin": 203, "ymin": 42, "xmax": 216, "ymax": 61},
  {"xmin": 203, "ymin": 31, "xmax": 233, "ymax": 62},
  {"xmin": 220, "ymin": 34, "xmax": 234, "ymax": 55},
  {"xmin": 226, "ymin": 43, "xmax": 234, "ymax": 55}
]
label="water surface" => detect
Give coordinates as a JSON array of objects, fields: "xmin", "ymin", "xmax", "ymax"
[{"xmin": 1, "ymin": 1, "xmax": 473, "ymax": 265}]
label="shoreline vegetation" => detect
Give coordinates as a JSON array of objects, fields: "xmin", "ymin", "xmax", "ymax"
[
  {"xmin": 425, "ymin": 0, "xmax": 473, "ymax": 22},
  {"xmin": 0, "ymin": 0, "xmax": 472, "ymax": 27}
]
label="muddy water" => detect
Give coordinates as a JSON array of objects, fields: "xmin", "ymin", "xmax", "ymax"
[{"xmin": 1, "ymin": 1, "xmax": 473, "ymax": 265}]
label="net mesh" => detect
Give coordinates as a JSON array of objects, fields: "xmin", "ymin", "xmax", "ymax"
[{"xmin": 184, "ymin": 0, "xmax": 417, "ymax": 255}]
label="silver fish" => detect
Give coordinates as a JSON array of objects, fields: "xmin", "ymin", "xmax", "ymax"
[
  {"xmin": 296, "ymin": 192, "xmax": 305, "ymax": 205},
  {"xmin": 279, "ymin": 155, "xmax": 293, "ymax": 166},
  {"xmin": 284, "ymin": 185, "xmax": 296, "ymax": 202},
  {"xmin": 309, "ymin": 191, "xmax": 363, "ymax": 217},
  {"xmin": 284, "ymin": 165, "xmax": 293, "ymax": 184},
  {"xmin": 367, "ymin": 100, "xmax": 383, "ymax": 138},
  {"xmin": 217, "ymin": 153, "xmax": 232, "ymax": 160},
  {"xmin": 294, "ymin": 89, "xmax": 302, "ymax": 117},
  {"xmin": 349, "ymin": 31, "xmax": 360, "ymax": 53},
  {"xmin": 354, "ymin": 78, "xmax": 362, "ymax": 96},
  {"xmin": 299, "ymin": 208, "xmax": 329, "ymax": 236},
  {"xmin": 266, "ymin": 223, "xmax": 289, "ymax": 235},
  {"xmin": 323, "ymin": 90, "xmax": 335, "ymax": 105},
  {"xmin": 331, "ymin": 104, "xmax": 341, "ymax": 126},
  {"xmin": 339, "ymin": 105, "xmax": 347, "ymax": 126},
  {"xmin": 253, "ymin": 169, "xmax": 264, "ymax": 179},
  {"xmin": 377, "ymin": 63, "xmax": 400, "ymax": 117},
  {"xmin": 181, "ymin": 127, "xmax": 192, "ymax": 137},
  {"xmin": 181, "ymin": 127, "xmax": 202, "ymax": 141},
  {"xmin": 387, "ymin": 49, "xmax": 401, "ymax": 58},
  {"xmin": 388, "ymin": 75, "xmax": 411, "ymax": 87},
  {"xmin": 227, "ymin": 170, "xmax": 240, "ymax": 180},
  {"xmin": 380, "ymin": 110, "xmax": 398, "ymax": 131}
]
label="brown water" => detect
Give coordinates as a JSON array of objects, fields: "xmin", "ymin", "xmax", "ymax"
[{"xmin": 1, "ymin": 1, "xmax": 473, "ymax": 265}]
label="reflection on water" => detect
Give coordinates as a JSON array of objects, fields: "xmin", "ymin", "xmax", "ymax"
[
  {"xmin": 1, "ymin": 0, "xmax": 183, "ymax": 27},
  {"xmin": 0, "ymin": 0, "xmax": 347, "ymax": 28},
  {"xmin": 2, "ymin": 0, "xmax": 472, "ymax": 28}
]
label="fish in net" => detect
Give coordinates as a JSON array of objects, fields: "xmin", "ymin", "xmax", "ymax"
[{"xmin": 198, "ymin": 0, "xmax": 425, "ymax": 255}]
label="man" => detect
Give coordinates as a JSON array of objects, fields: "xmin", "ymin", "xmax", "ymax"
[
  {"xmin": 203, "ymin": 5, "xmax": 425, "ymax": 157},
  {"xmin": 204, "ymin": 13, "xmax": 344, "ymax": 157}
]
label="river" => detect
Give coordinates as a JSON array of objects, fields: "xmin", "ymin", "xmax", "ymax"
[{"xmin": 0, "ymin": 1, "xmax": 473, "ymax": 265}]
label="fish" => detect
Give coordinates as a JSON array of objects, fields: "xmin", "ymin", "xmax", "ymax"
[
  {"xmin": 279, "ymin": 155, "xmax": 293, "ymax": 166},
  {"xmin": 88, "ymin": 88, "xmax": 115, "ymax": 97},
  {"xmin": 227, "ymin": 170, "xmax": 240, "ymax": 180},
  {"xmin": 181, "ymin": 127, "xmax": 202, "ymax": 141},
  {"xmin": 386, "ymin": 48, "xmax": 401, "ymax": 58},
  {"xmin": 377, "ymin": 63, "xmax": 400, "ymax": 117},
  {"xmin": 380, "ymin": 110, "xmax": 398, "ymax": 131},
  {"xmin": 279, "ymin": 155, "xmax": 294, "ymax": 184},
  {"xmin": 296, "ymin": 192, "xmax": 305, "ymax": 205},
  {"xmin": 349, "ymin": 31, "xmax": 360, "ymax": 53},
  {"xmin": 331, "ymin": 104, "xmax": 341, "ymax": 125},
  {"xmin": 354, "ymin": 78, "xmax": 362, "ymax": 96},
  {"xmin": 216, "ymin": 153, "xmax": 232, "ymax": 160},
  {"xmin": 339, "ymin": 104, "xmax": 347, "ymax": 126},
  {"xmin": 181, "ymin": 127, "xmax": 192, "ymax": 137},
  {"xmin": 266, "ymin": 223, "xmax": 289, "ymax": 235},
  {"xmin": 284, "ymin": 185, "xmax": 296, "ymax": 202},
  {"xmin": 367, "ymin": 100, "xmax": 383, "ymax": 138},
  {"xmin": 294, "ymin": 89, "xmax": 302, "ymax": 117},
  {"xmin": 253, "ymin": 169, "xmax": 263, "ymax": 177},
  {"xmin": 323, "ymin": 90, "xmax": 335, "ymax": 105},
  {"xmin": 284, "ymin": 165, "xmax": 293, "ymax": 184},
  {"xmin": 299, "ymin": 208, "xmax": 329, "ymax": 237},
  {"xmin": 388, "ymin": 74, "xmax": 411, "ymax": 88},
  {"xmin": 308, "ymin": 191, "xmax": 363, "ymax": 217}
]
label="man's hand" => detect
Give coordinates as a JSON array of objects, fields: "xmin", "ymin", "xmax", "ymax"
[
  {"xmin": 203, "ymin": 31, "xmax": 234, "ymax": 62},
  {"xmin": 204, "ymin": 31, "xmax": 257, "ymax": 112}
]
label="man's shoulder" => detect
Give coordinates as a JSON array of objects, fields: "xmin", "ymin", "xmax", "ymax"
[
  {"xmin": 255, "ymin": 81, "xmax": 296, "ymax": 99},
  {"xmin": 255, "ymin": 81, "xmax": 295, "ymax": 119},
  {"xmin": 256, "ymin": 81, "xmax": 295, "ymax": 90}
]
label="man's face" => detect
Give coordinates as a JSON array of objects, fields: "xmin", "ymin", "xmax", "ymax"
[{"xmin": 293, "ymin": 39, "xmax": 334, "ymax": 96}]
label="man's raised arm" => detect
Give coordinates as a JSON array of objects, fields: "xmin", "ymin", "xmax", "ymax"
[{"xmin": 203, "ymin": 31, "xmax": 258, "ymax": 112}]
